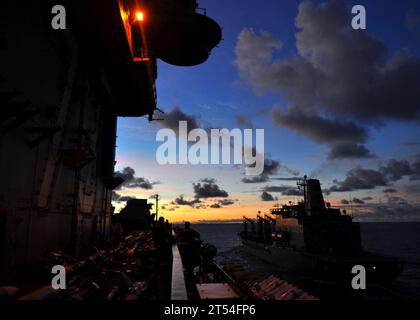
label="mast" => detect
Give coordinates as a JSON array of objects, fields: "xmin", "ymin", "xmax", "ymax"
[{"xmin": 152, "ymin": 194, "xmax": 160, "ymax": 221}]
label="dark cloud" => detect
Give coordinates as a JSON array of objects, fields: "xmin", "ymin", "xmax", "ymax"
[
  {"xmin": 262, "ymin": 158, "xmax": 280, "ymax": 175},
  {"xmin": 171, "ymin": 181, "xmax": 232, "ymax": 209},
  {"xmin": 330, "ymin": 167, "xmax": 388, "ymax": 192},
  {"xmin": 282, "ymin": 188, "xmax": 304, "ymax": 196},
  {"xmin": 193, "ymin": 181, "xmax": 229, "ymax": 199},
  {"xmin": 280, "ymin": 166, "xmax": 301, "ymax": 177},
  {"xmin": 235, "ymin": 1, "xmax": 420, "ymax": 158},
  {"xmin": 194, "ymin": 204, "xmax": 208, "ymax": 210},
  {"xmin": 330, "ymin": 156, "xmax": 420, "ymax": 193},
  {"xmin": 218, "ymin": 199, "xmax": 235, "ymax": 206},
  {"xmin": 328, "ymin": 142, "xmax": 375, "ymax": 160},
  {"xmin": 124, "ymin": 177, "xmax": 157, "ymax": 190},
  {"xmin": 385, "ymin": 195, "xmax": 409, "ymax": 205},
  {"xmin": 235, "ymin": 114, "xmax": 253, "ymax": 128},
  {"xmin": 263, "ymin": 186, "xmax": 290, "ymax": 193},
  {"xmin": 172, "ymin": 196, "xmax": 201, "ymax": 207},
  {"xmin": 114, "ymin": 167, "xmax": 159, "ymax": 190},
  {"xmin": 119, "ymin": 196, "xmax": 136, "ymax": 202},
  {"xmin": 200, "ymin": 178, "xmax": 216, "ymax": 184},
  {"xmin": 341, "ymin": 199, "xmax": 350, "ymax": 205},
  {"xmin": 272, "ymin": 177, "xmax": 302, "ymax": 181},
  {"xmin": 362, "ymin": 197, "xmax": 373, "ymax": 201},
  {"xmin": 242, "ymin": 158, "xmax": 280, "ymax": 183},
  {"xmin": 271, "ymin": 109, "xmax": 368, "ymax": 145},
  {"xmin": 352, "ymin": 197, "xmax": 365, "ymax": 205},
  {"xmin": 261, "ymin": 191, "xmax": 276, "ymax": 202},
  {"xmin": 263, "ymin": 185, "xmax": 303, "ymax": 197},
  {"xmin": 211, "ymin": 199, "xmax": 236, "ymax": 209},
  {"xmin": 111, "ymin": 192, "xmax": 136, "ymax": 203},
  {"xmin": 242, "ymin": 175, "xmax": 270, "ymax": 184},
  {"xmin": 383, "ymin": 188, "xmax": 398, "ymax": 194},
  {"xmin": 381, "ymin": 159, "xmax": 413, "ymax": 181},
  {"xmin": 412, "ymin": 156, "xmax": 420, "ymax": 179},
  {"xmin": 256, "ymin": 107, "xmax": 270, "ymax": 116},
  {"xmin": 158, "ymin": 106, "xmax": 199, "ymax": 132}
]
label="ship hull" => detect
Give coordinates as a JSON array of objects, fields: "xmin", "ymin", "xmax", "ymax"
[{"xmin": 241, "ymin": 240, "xmax": 404, "ymax": 287}]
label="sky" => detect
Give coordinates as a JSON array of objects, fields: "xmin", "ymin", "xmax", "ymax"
[{"xmin": 113, "ymin": 0, "xmax": 420, "ymax": 223}]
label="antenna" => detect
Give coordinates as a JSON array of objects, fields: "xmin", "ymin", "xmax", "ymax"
[{"xmin": 152, "ymin": 194, "xmax": 161, "ymax": 221}]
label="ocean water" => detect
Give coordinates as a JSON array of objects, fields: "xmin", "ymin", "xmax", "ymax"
[
  {"xmin": 193, "ymin": 222, "xmax": 420, "ymax": 295},
  {"xmin": 193, "ymin": 223, "xmax": 243, "ymax": 253}
]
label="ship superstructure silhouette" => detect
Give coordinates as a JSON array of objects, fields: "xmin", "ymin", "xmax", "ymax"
[
  {"xmin": 0, "ymin": 0, "xmax": 221, "ymax": 280},
  {"xmin": 240, "ymin": 177, "xmax": 404, "ymax": 286}
]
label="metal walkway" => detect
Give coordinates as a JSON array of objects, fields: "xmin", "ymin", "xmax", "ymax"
[{"xmin": 171, "ymin": 244, "xmax": 188, "ymax": 300}]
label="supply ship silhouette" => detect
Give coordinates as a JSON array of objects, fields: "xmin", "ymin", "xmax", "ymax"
[{"xmin": 239, "ymin": 177, "xmax": 404, "ymax": 287}]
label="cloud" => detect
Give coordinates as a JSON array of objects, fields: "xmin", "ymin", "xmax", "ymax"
[
  {"xmin": 385, "ymin": 195, "xmax": 409, "ymax": 205},
  {"xmin": 271, "ymin": 109, "xmax": 368, "ymax": 145},
  {"xmin": 200, "ymin": 178, "xmax": 216, "ymax": 183},
  {"xmin": 261, "ymin": 191, "xmax": 276, "ymax": 202},
  {"xmin": 282, "ymin": 188, "xmax": 304, "ymax": 196},
  {"xmin": 328, "ymin": 142, "xmax": 375, "ymax": 160},
  {"xmin": 352, "ymin": 197, "xmax": 365, "ymax": 205},
  {"xmin": 330, "ymin": 157, "xmax": 420, "ymax": 193},
  {"xmin": 362, "ymin": 197, "xmax": 373, "ymax": 201},
  {"xmin": 235, "ymin": 114, "xmax": 253, "ymax": 128},
  {"xmin": 172, "ymin": 196, "xmax": 201, "ymax": 207},
  {"xmin": 341, "ymin": 199, "xmax": 350, "ymax": 205},
  {"xmin": 272, "ymin": 177, "xmax": 302, "ymax": 181},
  {"xmin": 114, "ymin": 167, "xmax": 159, "ymax": 190},
  {"xmin": 218, "ymin": 199, "xmax": 236, "ymax": 206},
  {"xmin": 242, "ymin": 158, "xmax": 280, "ymax": 183},
  {"xmin": 263, "ymin": 186, "xmax": 290, "ymax": 193},
  {"xmin": 330, "ymin": 167, "xmax": 388, "ymax": 192},
  {"xmin": 210, "ymin": 199, "xmax": 236, "ymax": 209},
  {"xmin": 158, "ymin": 106, "xmax": 199, "ymax": 132},
  {"xmin": 256, "ymin": 107, "xmax": 270, "ymax": 116},
  {"xmin": 383, "ymin": 188, "xmax": 398, "ymax": 194},
  {"xmin": 381, "ymin": 159, "xmax": 413, "ymax": 181},
  {"xmin": 263, "ymin": 185, "xmax": 303, "ymax": 197},
  {"xmin": 235, "ymin": 1, "xmax": 420, "ymax": 158},
  {"xmin": 242, "ymin": 175, "xmax": 270, "ymax": 184},
  {"xmin": 193, "ymin": 180, "xmax": 229, "ymax": 199},
  {"xmin": 112, "ymin": 191, "xmax": 136, "ymax": 203},
  {"xmin": 119, "ymin": 196, "xmax": 136, "ymax": 202},
  {"xmin": 171, "ymin": 180, "xmax": 232, "ymax": 210}
]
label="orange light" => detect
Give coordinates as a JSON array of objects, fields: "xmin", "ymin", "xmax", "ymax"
[
  {"xmin": 136, "ymin": 11, "xmax": 144, "ymax": 22},
  {"xmin": 133, "ymin": 57, "xmax": 150, "ymax": 62}
]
